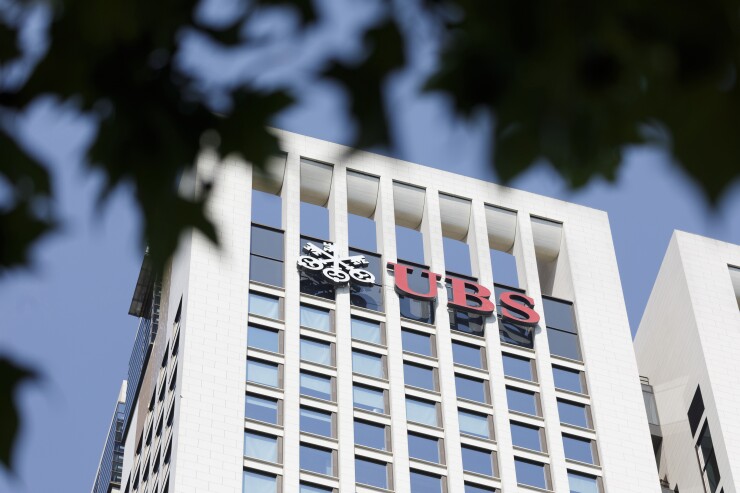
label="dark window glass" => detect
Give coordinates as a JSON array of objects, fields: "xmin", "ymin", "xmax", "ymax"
[
  {"xmin": 355, "ymin": 458, "xmax": 389, "ymax": 489},
  {"xmin": 547, "ymin": 327, "xmax": 582, "ymax": 361},
  {"xmin": 245, "ymin": 394, "xmax": 278, "ymax": 424},
  {"xmin": 459, "ymin": 409, "xmax": 491, "ymax": 439},
  {"xmin": 507, "ymin": 387, "xmax": 538, "ymax": 415},
  {"xmin": 558, "ymin": 400, "xmax": 590, "ymax": 428},
  {"xmin": 408, "ymin": 433, "xmax": 441, "ymax": 463},
  {"xmin": 300, "ymin": 407, "xmax": 333, "ymax": 437},
  {"xmin": 499, "ymin": 320, "xmax": 533, "ymax": 349},
  {"xmin": 503, "ymin": 354, "xmax": 534, "ymax": 381},
  {"xmin": 450, "ymin": 309, "xmax": 485, "ymax": 335},
  {"xmin": 452, "ymin": 341, "xmax": 484, "ymax": 369},
  {"xmin": 410, "ymin": 470, "xmax": 443, "ymax": 493},
  {"xmin": 553, "ymin": 366, "xmax": 585, "ymax": 394},
  {"xmin": 406, "ymin": 397, "xmax": 439, "ymax": 427},
  {"xmin": 353, "ymin": 385, "xmax": 386, "ymax": 413},
  {"xmin": 400, "ymin": 296, "xmax": 435, "ymax": 324},
  {"xmin": 246, "ymin": 359, "xmax": 279, "ymax": 388},
  {"xmin": 354, "ymin": 420, "xmax": 387, "ymax": 450},
  {"xmin": 300, "ymin": 444, "xmax": 334, "ymax": 476},
  {"xmin": 248, "ymin": 325, "xmax": 280, "ymax": 353},
  {"xmin": 462, "ymin": 446, "xmax": 495, "ymax": 476},
  {"xmin": 542, "ymin": 297, "xmax": 577, "ymax": 332},
  {"xmin": 350, "ymin": 247, "xmax": 382, "ymax": 279},
  {"xmin": 444, "ymin": 237, "xmax": 472, "ymax": 276},
  {"xmin": 567, "ymin": 471, "xmax": 599, "ymax": 493},
  {"xmin": 688, "ymin": 386, "xmax": 705, "ymax": 436},
  {"xmin": 249, "ymin": 255, "xmax": 284, "ymax": 287},
  {"xmin": 465, "ymin": 483, "xmax": 497, "ymax": 493},
  {"xmin": 251, "ymin": 225, "xmax": 284, "ymax": 260},
  {"xmin": 251, "ymin": 189, "xmax": 282, "ymax": 228},
  {"xmin": 563, "ymin": 435, "xmax": 594, "ymax": 464},
  {"xmin": 404, "ymin": 362, "xmax": 436, "ymax": 391},
  {"xmin": 396, "ymin": 226, "xmax": 424, "ymax": 264},
  {"xmin": 300, "ymin": 482, "xmax": 333, "ymax": 493},
  {"xmin": 299, "ymin": 236, "xmax": 335, "ymax": 300},
  {"xmin": 514, "ymin": 458, "xmax": 547, "ymax": 489},
  {"xmin": 511, "ymin": 422, "xmax": 543, "ymax": 451},
  {"xmin": 351, "ymin": 317, "xmax": 383, "ymax": 345},
  {"xmin": 456, "ymin": 375, "xmax": 488, "ymax": 403},
  {"xmin": 350, "ymin": 284, "xmax": 384, "ymax": 312},
  {"xmin": 697, "ymin": 422, "xmax": 721, "ymax": 492},
  {"xmin": 300, "ymin": 372, "xmax": 332, "ymax": 401},
  {"xmin": 402, "ymin": 329, "xmax": 434, "ymax": 357},
  {"xmin": 243, "ymin": 470, "xmax": 278, "ymax": 493}
]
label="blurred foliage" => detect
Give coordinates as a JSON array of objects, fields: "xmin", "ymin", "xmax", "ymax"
[{"xmin": 1, "ymin": 0, "xmax": 740, "ymax": 474}]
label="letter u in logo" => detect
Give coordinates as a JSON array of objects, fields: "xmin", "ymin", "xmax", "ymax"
[{"xmin": 387, "ymin": 262, "xmax": 442, "ymax": 300}]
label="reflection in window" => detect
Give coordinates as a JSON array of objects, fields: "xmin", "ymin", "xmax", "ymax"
[
  {"xmin": 408, "ymin": 433, "xmax": 441, "ymax": 463},
  {"xmin": 503, "ymin": 354, "xmax": 534, "ymax": 381},
  {"xmin": 355, "ymin": 457, "xmax": 390, "ymax": 489},
  {"xmin": 450, "ymin": 309, "xmax": 485, "ymax": 336},
  {"xmin": 300, "ymin": 407, "xmax": 333, "ymax": 437},
  {"xmin": 696, "ymin": 422, "xmax": 721, "ymax": 493},
  {"xmin": 462, "ymin": 446, "xmax": 495, "ymax": 476},
  {"xmin": 456, "ymin": 374, "xmax": 488, "ymax": 403},
  {"xmin": 507, "ymin": 387, "xmax": 539, "ymax": 416},
  {"xmin": 300, "ymin": 304, "xmax": 331, "ymax": 332},
  {"xmin": 353, "ymin": 385, "xmax": 386, "ymax": 413},
  {"xmin": 250, "ymin": 225, "xmax": 284, "ymax": 287},
  {"xmin": 243, "ymin": 470, "xmax": 278, "ymax": 493},
  {"xmin": 515, "ymin": 458, "xmax": 548, "ymax": 489},
  {"xmin": 553, "ymin": 366, "xmax": 585, "ymax": 394},
  {"xmin": 410, "ymin": 470, "xmax": 443, "ymax": 493},
  {"xmin": 350, "ymin": 248, "xmax": 383, "ymax": 311},
  {"xmin": 511, "ymin": 422, "xmax": 543, "ymax": 452},
  {"xmin": 300, "ymin": 371, "xmax": 333, "ymax": 401},
  {"xmin": 299, "ymin": 236, "xmax": 335, "ymax": 300},
  {"xmin": 406, "ymin": 397, "xmax": 439, "ymax": 427},
  {"xmin": 495, "ymin": 286, "xmax": 533, "ymax": 348},
  {"xmin": 404, "ymin": 362, "xmax": 436, "ymax": 391},
  {"xmin": 246, "ymin": 360, "xmax": 280, "ymax": 388},
  {"xmin": 300, "ymin": 444, "xmax": 334, "ymax": 476},
  {"xmin": 354, "ymin": 420, "xmax": 387, "ymax": 450},
  {"xmin": 459, "ymin": 409, "xmax": 491, "ymax": 439},
  {"xmin": 558, "ymin": 399, "xmax": 590, "ymax": 428},
  {"xmin": 400, "ymin": 295, "xmax": 435, "ymax": 325},
  {"xmin": 452, "ymin": 341, "xmax": 485, "ymax": 369},
  {"xmin": 300, "ymin": 338, "xmax": 333, "ymax": 366},
  {"xmin": 543, "ymin": 297, "xmax": 582, "ymax": 361},
  {"xmin": 352, "ymin": 350, "xmax": 385, "ymax": 379},
  {"xmin": 247, "ymin": 325, "xmax": 281, "ymax": 354},
  {"xmin": 402, "ymin": 329, "xmax": 434, "ymax": 357},
  {"xmin": 245, "ymin": 394, "xmax": 279, "ymax": 424},
  {"xmin": 351, "ymin": 317, "xmax": 383, "ymax": 345},
  {"xmin": 249, "ymin": 292, "xmax": 281, "ymax": 320},
  {"xmin": 244, "ymin": 431, "xmax": 279, "ymax": 463}
]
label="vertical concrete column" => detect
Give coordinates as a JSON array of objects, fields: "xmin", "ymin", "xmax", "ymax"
[
  {"xmin": 281, "ymin": 152, "xmax": 302, "ymax": 492},
  {"xmin": 468, "ymin": 199, "xmax": 519, "ymax": 491},
  {"xmin": 375, "ymin": 175, "xmax": 411, "ymax": 492},
  {"xmin": 421, "ymin": 188, "xmax": 464, "ymax": 491}
]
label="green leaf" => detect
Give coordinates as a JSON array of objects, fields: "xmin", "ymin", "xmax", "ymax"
[{"xmin": 0, "ymin": 357, "xmax": 37, "ymax": 472}]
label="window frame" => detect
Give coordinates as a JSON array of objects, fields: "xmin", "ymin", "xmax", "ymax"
[
  {"xmin": 455, "ymin": 373, "xmax": 491, "ymax": 404},
  {"xmin": 506, "ymin": 386, "xmax": 541, "ymax": 417},
  {"xmin": 299, "ymin": 443, "xmax": 337, "ymax": 477},
  {"xmin": 300, "ymin": 370, "xmax": 336, "ymax": 402},
  {"xmin": 354, "ymin": 456, "xmax": 393, "ymax": 490},
  {"xmin": 406, "ymin": 396, "xmax": 442, "ymax": 428},
  {"xmin": 510, "ymin": 420, "xmax": 547, "ymax": 453},
  {"xmin": 562, "ymin": 433, "xmax": 599, "ymax": 465},
  {"xmin": 247, "ymin": 324, "xmax": 283, "ymax": 355},
  {"xmin": 403, "ymin": 361, "xmax": 439, "ymax": 392},
  {"xmin": 451, "ymin": 340, "xmax": 487, "ymax": 370},
  {"xmin": 351, "ymin": 316, "xmax": 386, "ymax": 346},
  {"xmin": 458, "ymin": 408, "xmax": 494, "ymax": 440},
  {"xmin": 514, "ymin": 457, "xmax": 551, "ymax": 490},
  {"xmin": 248, "ymin": 291, "xmax": 284, "ymax": 321},
  {"xmin": 407, "ymin": 432, "xmax": 445, "ymax": 464},
  {"xmin": 243, "ymin": 430, "xmax": 282, "ymax": 464},
  {"xmin": 299, "ymin": 303, "xmax": 334, "ymax": 333},
  {"xmin": 353, "ymin": 384, "xmax": 388, "ymax": 414},
  {"xmin": 352, "ymin": 349, "xmax": 387, "ymax": 380},
  {"xmin": 300, "ymin": 336, "xmax": 336, "ymax": 367},
  {"xmin": 245, "ymin": 393, "xmax": 281, "ymax": 425},
  {"xmin": 401, "ymin": 328, "xmax": 437, "ymax": 358},
  {"xmin": 246, "ymin": 358, "xmax": 283, "ymax": 389},
  {"xmin": 354, "ymin": 419, "xmax": 391, "ymax": 451}
]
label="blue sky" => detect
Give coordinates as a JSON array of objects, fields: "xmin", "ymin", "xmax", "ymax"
[{"xmin": 1, "ymin": 4, "xmax": 740, "ymax": 492}]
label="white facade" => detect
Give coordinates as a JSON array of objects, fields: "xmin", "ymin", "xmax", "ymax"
[
  {"xmin": 634, "ymin": 231, "xmax": 740, "ymax": 493},
  {"xmin": 114, "ymin": 130, "xmax": 660, "ymax": 493}
]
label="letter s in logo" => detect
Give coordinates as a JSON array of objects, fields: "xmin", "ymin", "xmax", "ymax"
[{"xmin": 499, "ymin": 292, "xmax": 540, "ymax": 327}]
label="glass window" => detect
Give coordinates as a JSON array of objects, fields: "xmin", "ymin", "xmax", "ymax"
[
  {"xmin": 542, "ymin": 297, "xmax": 577, "ymax": 332},
  {"xmin": 697, "ymin": 422, "xmax": 721, "ymax": 492},
  {"xmin": 402, "ymin": 329, "xmax": 434, "ymax": 357},
  {"xmin": 243, "ymin": 469, "xmax": 277, "ymax": 493},
  {"xmin": 408, "ymin": 433, "xmax": 441, "ymax": 463},
  {"xmin": 548, "ymin": 327, "xmax": 582, "ymax": 361},
  {"xmin": 251, "ymin": 189, "xmax": 282, "ymax": 228},
  {"xmin": 300, "ymin": 371, "xmax": 333, "ymax": 401},
  {"xmin": 250, "ymin": 225, "xmax": 284, "ymax": 287},
  {"xmin": 300, "ymin": 305, "xmax": 331, "ymax": 332},
  {"xmin": 247, "ymin": 360, "xmax": 279, "ymax": 388},
  {"xmin": 354, "ymin": 420, "xmax": 387, "ymax": 450},
  {"xmin": 490, "ymin": 249, "xmax": 518, "ymax": 288},
  {"xmin": 553, "ymin": 365, "xmax": 585, "ymax": 394},
  {"xmin": 400, "ymin": 296, "xmax": 435, "ymax": 325},
  {"xmin": 568, "ymin": 471, "xmax": 600, "ymax": 493},
  {"xmin": 459, "ymin": 409, "xmax": 491, "ymax": 439},
  {"xmin": 450, "ymin": 308, "xmax": 485, "ymax": 336},
  {"xmin": 300, "ymin": 407, "xmax": 333, "ymax": 437},
  {"xmin": 355, "ymin": 457, "xmax": 389, "ymax": 489},
  {"xmin": 349, "ymin": 248, "xmax": 383, "ymax": 311},
  {"xmin": 404, "ymin": 362, "xmax": 436, "ymax": 391},
  {"xmin": 300, "ymin": 338, "xmax": 333, "ymax": 366},
  {"xmin": 558, "ymin": 399, "xmax": 590, "ymax": 428},
  {"xmin": 410, "ymin": 470, "xmax": 443, "ymax": 493},
  {"xmin": 406, "ymin": 397, "xmax": 439, "ymax": 427},
  {"xmin": 245, "ymin": 394, "xmax": 278, "ymax": 424},
  {"xmin": 351, "ymin": 317, "xmax": 382, "ymax": 345},
  {"xmin": 511, "ymin": 422, "xmax": 543, "ymax": 452},
  {"xmin": 563, "ymin": 434, "xmax": 595, "ymax": 464},
  {"xmin": 465, "ymin": 483, "xmax": 497, "ymax": 493},
  {"xmin": 515, "ymin": 458, "xmax": 548, "ymax": 489},
  {"xmin": 462, "ymin": 446, "xmax": 495, "ymax": 476},
  {"xmin": 456, "ymin": 375, "xmax": 488, "ymax": 403},
  {"xmin": 244, "ymin": 431, "xmax": 279, "ymax": 463},
  {"xmin": 299, "ymin": 236, "xmax": 335, "ymax": 300},
  {"xmin": 300, "ymin": 482, "xmax": 333, "ymax": 493},
  {"xmin": 249, "ymin": 292, "xmax": 281, "ymax": 320},
  {"xmin": 506, "ymin": 387, "xmax": 538, "ymax": 416},
  {"xmin": 499, "ymin": 320, "xmax": 533, "ymax": 349},
  {"xmin": 348, "ymin": 213, "xmax": 377, "ymax": 252},
  {"xmin": 502, "ymin": 354, "xmax": 534, "ymax": 381},
  {"xmin": 688, "ymin": 386, "xmax": 705, "ymax": 436},
  {"xmin": 300, "ymin": 202, "xmax": 330, "ymax": 240},
  {"xmin": 396, "ymin": 225, "xmax": 425, "ymax": 264},
  {"xmin": 352, "ymin": 350, "xmax": 385, "ymax": 379},
  {"xmin": 444, "ymin": 237, "xmax": 472, "ymax": 276},
  {"xmin": 249, "ymin": 255, "xmax": 284, "ymax": 287},
  {"xmin": 353, "ymin": 385, "xmax": 386, "ymax": 413},
  {"xmin": 300, "ymin": 444, "xmax": 334, "ymax": 476},
  {"xmin": 248, "ymin": 325, "xmax": 280, "ymax": 353},
  {"xmin": 452, "ymin": 341, "xmax": 485, "ymax": 369}
]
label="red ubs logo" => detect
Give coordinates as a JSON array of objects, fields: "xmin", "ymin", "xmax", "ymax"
[{"xmin": 387, "ymin": 262, "xmax": 540, "ymax": 326}]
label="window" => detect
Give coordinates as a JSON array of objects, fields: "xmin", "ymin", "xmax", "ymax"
[
  {"xmin": 396, "ymin": 225, "xmax": 424, "ymax": 265},
  {"xmin": 352, "ymin": 350, "xmax": 385, "ymax": 379},
  {"xmin": 408, "ymin": 433, "xmax": 442, "ymax": 463},
  {"xmin": 348, "ymin": 212, "xmax": 377, "ymax": 252},
  {"xmin": 351, "ymin": 317, "xmax": 383, "ymax": 345},
  {"xmin": 300, "ymin": 407, "xmax": 334, "ymax": 438},
  {"xmin": 245, "ymin": 394, "xmax": 279, "ymax": 424},
  {"xmin": 510, "ymin": 422, "xmax": 544, "ymax": 452},
  {"xmin": 300, "ymin": 371, "xmax": 333, "ymax": 401},
  {"xmin": 452, "ymin": 341, "xmax": 485, "ymax": 369},
  {"xmin": 553, "ymin": 365, "xmax": 586, "ymax": 394},
  {"xmin": 243, "ymin": 469, "xmax": 278, "ymax": 493},
  {"xmin": 247, "ymin": 359, "xmax": 280, "ymax": 388},
  {"xmin": 355, "ymin": 457, "xmax": 390, "ymax": 489},
  {"xmin": 543, "ymin": 297, "xmax": 582, "ymax": 361},
  {"xmin": 250, "ymin": 225, "xmax": 284, "ymax": 287},
  {"xmin": 300, "ymin": 482, "xmax": 334, "ymax": 493},
  {"xmin": 490, "ymin": 249, "xmax": 518, "ymax": 288},
  {"xmin": 244, "ymin": 431, "xmax": 279, "ymax": 463},
  {"xmin": 400, "ymin": 295, "xmax": 436, "ymax": 325},
  {"xmin": 547, "ymin": 327, "xmax": 582, "ymax": 361},
  {"xmin": 563, "ymin": 434, "xmax": 596, "ymax": 464},
  {"xmin": 456, "ymin": 374, "xmax": 488, "ymax": 403},
  {"xmin": 449, "ymin": 306, "xmax": 485, "ymax": 336},
  {"xmin": 249, "ymin": 292, "xmax": 281, "ymax": 320},
  {"xmin": 406, "ymin": 397, "xmax": 440, "ymax": 427},
  {"xmin": 410, "ymin": 470, "xmax": 443, "ymax": 493},
  {"xmin": 300, "ymin": 337, "xmax": 333, "ymax": 366},
  {"xmin": 502, "ymin": 354, "xmax": 535, "ymax": 381},
  {"xmin": 251, "ymin": 188, "xmax": 282, "ymax": 228},
  {"xmin": 247, "ymin": 325, "xmax": 281, "ymax": 354},
  {"xmin": 349, "ymin": 248, "xmax": 383, "ymax": 311},
  {"xmin": 354, "ymin": 420, "xmax": 388, "ymax": 450},
  {"xmin": 300, "ymin": 444, "xmax": 334, "ymax": 476},
  {"xmin": 465, "ymin": 483, "xmax": 497, "ymax": 493},
  {"xmin": 444, "ymin": 236, "xmax": 472, "ymax": 276},
  {"xmin": 688, "ymin": 386, "xmax": 705, "ymax": 436},
  {"xmin": 300, "ymin": 305, "xmax": 332, "ymax": 332},
  {"xmin": 459, "ymin": 409, "xmax": 492, "ymax": 439},
  {"xmin": 462, "ymin": 446, "xmax": 495, "ymax": 477},
  {"xmin": 402, "ymin": 329, "xmax": 435, "ymax": 357},
  {"xmin": 353, "ymin": 384, "xmax": 386, "ymax": 413},
  {"xmin": 506, "ymin": 387, "xmax": 539, "ymax": 416},
  {"xmin": 299, "ymin": 236, "xmax": 335, "ymax": 300},
  {"xmin": 696, "ymin": 422, "xmax": 721, "ymax": 492},
  {"xmin": 495, "ymin": 285, "xmax": 533, "ymax": 348},
  {"xmin": 404, "ymin": 362, "xmax": 437, "ymax": 391},
  {"xmin": 515, "ymin": 458, "xmax": 548, "ymax": 490},
  {"xmin": 568, "ymin": 471, "xmax": 601, "ymax": 493},
  {"xmin": 558, "ymin": 399, "xmax": 591, "ymax": 428}
]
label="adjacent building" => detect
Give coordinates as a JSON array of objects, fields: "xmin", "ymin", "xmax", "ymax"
[
  {"xmin": 95, "ymin": 130, "xmax": 662, "ymax": 493},
  {"xmin": 635, "ymin": 231, "xmax": 740, "ymax": 493},
  {"xmin": 92, "ymin": 381, "xmax": 127, "ymax": 493}
]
